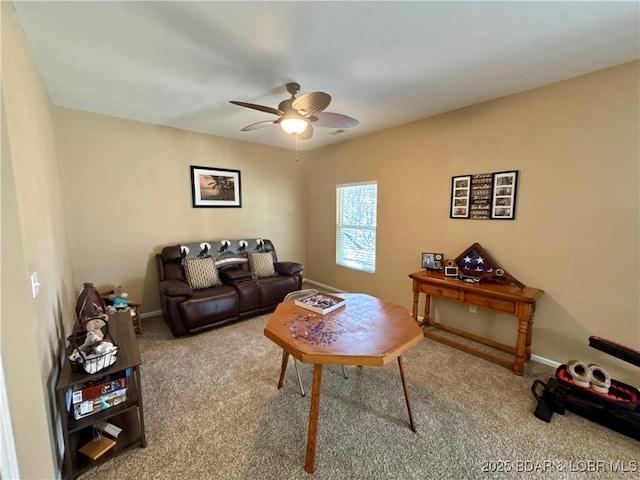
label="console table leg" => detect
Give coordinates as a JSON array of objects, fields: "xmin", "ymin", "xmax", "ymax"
[
  {"xmin": 513, "ymin": 315, "xmax": 528, "ymax": 376},
  {"xmin": 397, "ymin": 356, "xmax": 416, "ymax": 432},
  {"xmin": 277, "ymin": 350, "xmax": 289, "ymax": 389},
  {"xmin": 305, "ymin": 364, "xmax": 323, "ymax": 473},
  {"xmin": 411, "ymin": 283, "xmax": 419, "ymax": 321},
  {"xmin": 423, "ymin": 294, "xmax": 432, "ymax": 327},
  {"xmin": 524, "ymin": 304, "xmax": 536, "ymax": 360}
]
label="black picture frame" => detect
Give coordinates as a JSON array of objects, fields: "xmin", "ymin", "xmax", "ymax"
[
  {"xmin": 190, "ymin": 166, "xmax": 242, "ymax": 208},
  {"xmin": 450, "ymin": 175, "xmax": 471, "ymax": 218},
  {"xmin": 490, "ymin": 170, "xmax": 519, "ymax": 220}
]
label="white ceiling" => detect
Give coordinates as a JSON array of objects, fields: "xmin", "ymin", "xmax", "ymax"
[{"xmin": 13, "ymin": 1, "xmax": 640, "ymax": 151}]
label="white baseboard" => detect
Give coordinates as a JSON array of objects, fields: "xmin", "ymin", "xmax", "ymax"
[
  {"xmin": 140, "ymin": 310, "xmax": 162, "ymax": 319},
  {"xmin": 530, "ymin": 354, "xmax": 561, "ymax": 369},
  {"xmin": 302, "ymin": 278, "xmax": 345, "ymax": 293}
]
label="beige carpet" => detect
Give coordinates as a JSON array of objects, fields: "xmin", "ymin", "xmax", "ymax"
[{"xmin": 80, "ymin": 312, "xmax": 639, "ymax": 480}]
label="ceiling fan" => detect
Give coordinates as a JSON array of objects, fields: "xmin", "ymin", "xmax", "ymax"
[{"xmin": 229, "ymin": 82, "xmax": 359, "ymax": 140}]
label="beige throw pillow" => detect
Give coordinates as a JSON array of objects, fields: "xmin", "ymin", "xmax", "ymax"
[
  {"xmin": 249, "ymin": 252, "xmax": 276, "ymax": 278},
  {"xmin": 182, "ymin": 257, "xmax": 221, "ymax": 289}
]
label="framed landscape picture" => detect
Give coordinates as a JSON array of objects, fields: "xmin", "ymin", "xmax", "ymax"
[{"xmin": 190, "ymin": 166, "xmax": 242, "ymax": 208}]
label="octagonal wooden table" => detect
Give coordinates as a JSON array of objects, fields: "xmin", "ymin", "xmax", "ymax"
[{"xmin": 264, "ymin": 293, "xmax": 423, "ymax": 473}]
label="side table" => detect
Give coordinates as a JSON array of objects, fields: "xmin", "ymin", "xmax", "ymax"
[{"xmin": 56, "ymin": 310, "xmax": 146, "ymax": 479}]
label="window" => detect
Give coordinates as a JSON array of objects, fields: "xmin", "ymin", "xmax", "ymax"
[{"xmin": 336, "ymin": 182, "xmax": 377, "ymax": 273}]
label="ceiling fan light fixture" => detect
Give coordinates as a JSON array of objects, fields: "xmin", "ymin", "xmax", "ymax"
[
  {"xmin": 280, "ymin": 115, "xmax": 308, "ymax": 135},
  {"xmin": 231, "ymin": 83, "xmax": 358, "ymax": 141}
]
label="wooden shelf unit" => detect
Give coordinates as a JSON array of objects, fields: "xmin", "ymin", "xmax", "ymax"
[{"xmin": 56, "ymin": 311, "xmax": 146, "ymax": 479}]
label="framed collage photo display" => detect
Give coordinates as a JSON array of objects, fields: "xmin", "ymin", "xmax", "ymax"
[
  {"xmin": 491, "ymin": 171, "xmax": 518, "ymax": 219},
  {"xmin": 450, "ymin": 175, "xmax": 471, "ymax": 218}
]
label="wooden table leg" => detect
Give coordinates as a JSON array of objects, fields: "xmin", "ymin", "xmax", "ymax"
[
  {"xmin": 422, "ymin": 294, "xmax": 432, "ymax": 328},
  {"xmin": 524, "ymin": 304, "xmax": 536, "ymax": 360},
  {"xmin": 130, "ymin": 303, "xmax": 142, "ymax": 334},
  {"xmin": 134, "ymin": 366, "xmax": 147, "ymax": 447},
  {"xmin": 513, "ymin": 315, "xmax": 528, "ymax": 376},
  {"xmin": 397, "ymin": 356, "xmax": 416, "ymax": 432},
  {"xmin": 412, "ymin": 281, "xmax": 420, "ymax": 321},
  {"xmin": 304, "ymin": 364, "xmax": 323, "ymax": 473},
  {"xmin": 277, "ymin": 350, "xmax": 289, "ymax": 389}
]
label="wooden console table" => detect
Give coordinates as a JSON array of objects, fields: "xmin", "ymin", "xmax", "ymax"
[{"xmin": 409, "ymin": 270, "xmax": 543, "ymax": 375}]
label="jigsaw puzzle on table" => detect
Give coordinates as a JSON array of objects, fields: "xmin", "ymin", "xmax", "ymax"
[{"xmin": 286, "ymin": 313, "xmax": 347, "ymax": 346}]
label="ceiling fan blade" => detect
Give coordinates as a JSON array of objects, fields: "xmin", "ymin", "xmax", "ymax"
[
  {"xmin": 240, "ymin": 120, "xmax": 278, "ymax": 132},
  {"xmin": 311, "ymin": 112, "xmax": 359, "ymax": 128},
  {"xmin": 229, "ymin": 101, "xmax": 284, "ymax": 116},
  {"xmin": 297, "ymin": 123, "xmax": 314, "ymax": 140},
  {"xmin": 292, "ymin": 92, "xmax": 331, "ymax": 117}
]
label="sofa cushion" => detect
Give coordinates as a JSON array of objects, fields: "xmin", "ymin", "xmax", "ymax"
[
  {"xmin": 220, "ymin": 268, "xmax": 253, "ymax": 283},
  {"xmin": 159, "ymin": 280, "xmax": 193, "ymax": 297},
  {"xmin": 178, "ymin": 286, "xmax": 239, "ymax": 330},
  {"xmin": 249, "ymin": 252, "xmax": 276, "ymax": 278},
  {"xmin": 257, "ymin": 275, "xmax": 300, "ymax": 309},
  {"xmin": 275, "ymin": 261, "xmax": 304, "ymax": 276},
  {"xmin": 183, "ymin": 257, "xmax": 221, "ymax": 289}
]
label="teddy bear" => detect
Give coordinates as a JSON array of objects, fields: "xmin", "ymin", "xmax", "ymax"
[{"xmin": 106, "ymin": 285, "xmax": 130, "ymax": 312}]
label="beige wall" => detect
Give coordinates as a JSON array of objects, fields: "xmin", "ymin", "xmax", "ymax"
[
  {"xmin": 51, "ymin": 108, "xmax": 308, "ymax": 313},
  {"xmin": 306, "ymin": 61, "xmax": 640, "ymax": 384},
  {"xmin": 1, "ymin": 2, "xmax": 75, "ymax": 478},
  {"xmin": 2, "ymin": 2, "xmax": 638, "ymax": 476}
]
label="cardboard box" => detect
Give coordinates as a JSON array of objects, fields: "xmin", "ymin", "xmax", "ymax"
[
  {"xmin": 73, "ymin": 388, "xmax": 127, "ymax": 420},
  {"xmin": 78, "ymin": 436, "xmax": 116, "ymax": 460},
  {"xmin": 72, "ymin": 377, "xmax": 127, "ymax": 405},
  {"xmin": 294, "ymin": 293, "xmax": 346, "ymax": 315}
]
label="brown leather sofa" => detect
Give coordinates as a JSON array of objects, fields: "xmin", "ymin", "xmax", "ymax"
[{"xmin": 156, "ymin": 238, "xmax": 303, "ymax": 337}]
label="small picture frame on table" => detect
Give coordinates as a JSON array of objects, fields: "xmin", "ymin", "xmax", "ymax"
[
  {"xmin": 444, "ymin": 266, "xmax": 459, "ymax": 277},
  {"xmin": 422, "ymin": 252, "xmax": 444, "ymax": 270}
]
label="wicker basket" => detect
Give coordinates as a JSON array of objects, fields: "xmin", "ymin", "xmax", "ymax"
[{"xmin": 67, "ymin": 316, "xmax": 119, "ymax": 375}]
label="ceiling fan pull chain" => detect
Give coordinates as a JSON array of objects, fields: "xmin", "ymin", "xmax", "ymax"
[{"xmin": 295, "ymin": 134, "xmax": 299, "ymax": 162}]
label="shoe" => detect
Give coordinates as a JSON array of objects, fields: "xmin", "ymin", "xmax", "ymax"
[
  {"xmin": 588, "ymin": 364, "xmax": 611, "ymax": 394},
  {"xmin": 566, "ymin": 360, "xmax": 591, "ymax": 388}
]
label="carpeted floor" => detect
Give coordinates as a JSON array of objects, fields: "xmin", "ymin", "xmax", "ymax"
[{"xmin": 80, "ymin": 311, "xmax": 639, "ymax": 480}]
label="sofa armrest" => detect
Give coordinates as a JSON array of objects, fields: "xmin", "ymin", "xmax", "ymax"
[
  {"xmin": 220, "ymin": 269, "xmax": 253, "ymax": 284},
  {"xmin": 275, "ymin": 262, "xmax": 304, "ymax": 276},
  {"xmin": 159, "ymin": 279, "xmax": 193, "ymax": 297}
]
